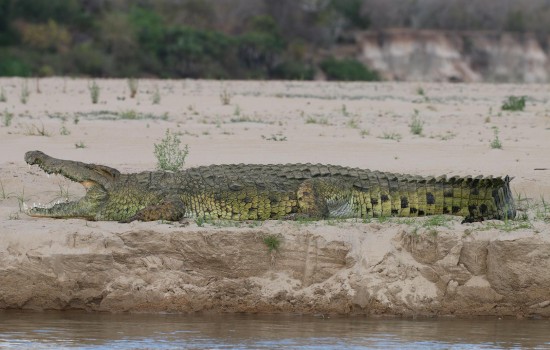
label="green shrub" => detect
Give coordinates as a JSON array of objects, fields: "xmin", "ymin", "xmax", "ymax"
[
  {"xmin": 490, "ymin": 127, "xmax": 502, "ymax": 149},
  {"xmin": 501, "ymin": 96, "xmax": 526, "ymax": 111},
  {"xmin": 271, "ymin": 61, "xmax": 314, "ymax": 80},
  {"xmin": 154, "ymin": 129, "xmax": 189, "ymax": 171},
  {"xmin": 0, "ymin": 53, "xmax": 31, "ymax": 76},
  {"xmin": 263, "ymin": 235, "xmax": 281, "ymax": 252},
  {"xmin": 88, "ymin": 80, "xmax": 100, "ymax": 104},
  {"xmin": 409, "ymin": 110, "xmax": 424, "ymax": 135},
  {"xmin": 320, "ymin": 58, "xmax": 379, "ymax": 81}
]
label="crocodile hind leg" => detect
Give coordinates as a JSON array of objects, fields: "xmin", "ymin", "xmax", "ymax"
[
  {"xmin": 292, "ymin": 179, "xmax": 330, "ymax": 219},
  {"xmin": 292, "ymin": 178, "xmax": 354, "ymax": 219},
  {"xmin": 119, "ymin": 197, "xmax": 186, "ymax": 223}
]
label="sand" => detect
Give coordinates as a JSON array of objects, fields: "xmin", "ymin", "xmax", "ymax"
[{"xmin": 0, "ymin": 78, "xmax": 549, "ymax": 316}]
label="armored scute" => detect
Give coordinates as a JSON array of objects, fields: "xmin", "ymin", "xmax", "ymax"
[{"xmin": 25, "ymin": 151, "xmax": 515, "ymax": 223}]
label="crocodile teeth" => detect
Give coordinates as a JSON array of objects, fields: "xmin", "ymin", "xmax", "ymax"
[{"xmin": 30, "ymin": 199, "xmax": 68, "ymax": 210}]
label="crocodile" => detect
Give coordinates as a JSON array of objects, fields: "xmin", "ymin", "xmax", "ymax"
[{"xmin": 24, "ymin": 150, "xmax": 516, "ymax": 223}]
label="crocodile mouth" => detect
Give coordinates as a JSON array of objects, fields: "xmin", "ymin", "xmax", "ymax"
[
  {"xmin": 24, "ymin": 150, "xmax": 116, "ymax": 218},
  {"xmin": 26, "ymin": 174, "xmax": 107, "ymax": 219}
]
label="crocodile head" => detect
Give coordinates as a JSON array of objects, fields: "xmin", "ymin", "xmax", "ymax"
[{"xmin": 25, "ymin": 151, "xmax": 121, "ymax": 220}]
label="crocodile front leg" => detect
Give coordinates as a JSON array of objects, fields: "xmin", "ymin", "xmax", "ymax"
[{"xmin": 118, "ymin": 197, "xmax": 186, "ymax": 223}]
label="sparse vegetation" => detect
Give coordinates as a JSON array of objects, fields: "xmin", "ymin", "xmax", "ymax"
[
  {"xmin": 501, "ymin": 96, "xmax": 526, "ymax": 111},
  {"xmin": 0, "ymin": 87, "xmax": 6, "ymax": 102},
  {"xmin": 128, "ymin": 78, "xmax": 139, "ymax": 98},
  {"xmin": 24, "ymin": 123, "xmax": 50, "ymax": 136},
  {"xmin": 305, "ymin": 116, "xmax": 329, "ymax": 125},
  {"xmin": 341, "ymin": 104, "xmax": 349, "ymax": 117},
  {"xmin": 261, "ymin": 133, "xmax": 287, "ymax": 141},
  {"xmin": 409, "ymin": 110, "xmax": 424, "ymax": 135},
  {"xmin": 421, "ymin": 215, "xmax": 454, "ymax": 229},
  {"xmin": 88, "ymin": 80, "xmax": 100, "ymax": 104},
  {"xmin": 120, "ymin": 110, "xmax": 139, "ymax": 120},
  {"xmin": 0, "ymin": 179, "xmax": 12, "ymax": 199},
  {"xmin": 263, "ymin": 235, "xmax": 281, "ymax": 252},
  {"xmin": 59, "ymin": 125, "xmax": 70, "ymax": 135},
  {"xmin": 379, "ymin": 132, "xmax": 402, "ymax": 142},
  {"xmin": 220, "ymin": 88, "xmax": 232, "ymax": 105},
  {"xmin": 2, "ymin": 109, "xmax": 13, "ymax": 127},
  {"xmin": 490, "ymin": 127, "xmax": 502, "ymax": 149},
  {"xmin": 195, "ymin": 217, "xmax": 205, "ymax": 227},
  {"xmin": 347, "ymin": 117, "xmax": 359, "ymax": 129},
  {"xmin": 20, "ymin": 80, "xmax": 30, "ymax": 104},
  {"xmin": 15, "ymin": 188, "xmax": 26, "ymax": 212},
  {"xmin": 152, "ymin": 85, "xmax": 161, "ymax": 104},
  {"xmin": 154, "ymin": 129, "xmax": 190, "ymax": 171},
  {"xmin": 75, "ymin": 141, "xmax": 87, "ymax": 148},
  {"xmin": 230, "ymin": 115, "xmax": 270, "ymax": 124}
]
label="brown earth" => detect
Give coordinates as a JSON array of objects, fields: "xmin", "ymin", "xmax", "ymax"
[
  {"xmin": 351, "ymin": 29, "xmax": 550, "ymax": 83},
  {"xmin": 0, "ymin": 78, "xmax": 549, "ymax": 316}
]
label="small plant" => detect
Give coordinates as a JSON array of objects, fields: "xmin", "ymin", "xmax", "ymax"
[
  {"xmin": 59, "ymin": 125, "xmax": 71, "ymax": 135},
  {"xmin": 409, "ymin": 110, "xmax": 424, "ymax": 135},
  {"xmin": 120, "ymin": 110, "xmax": 139, "ymax": 120},
  {"xmin": 347, "ymin": 118, "xmax": 359, "ymax": 129},
  {"xmin": 359, "ymin": 129, "xmax": 370, "ymax": 138},
  {"xmin": 305, "ymin": 116, "xmax": 329, "ymax": 125},
  {"xmin": 15, "ymin": 188, "xmax": 26, "ymax": 212},
  {"xmin": 0, "ymin": 87, "xmax": 6, "ymax": 102},
  {"xmin": 154, "ymin": 129, "xmax": 189, "ymax": 171},
  {"xmin": 75, "ymin": 141, "xmax": 87, "ymax": 149},
  {"xmin": 501, "ymin": 96, "xmax": 526, "ymax": 111},
  {"xmin": 416, "ymin": 86, "xmax": 425, "ymax": 96},
  {"xmin": 25, "ymin": 123, "xmax": 50, "ymax": 136},
  {"xmin": 422, "ymin": 215, "xmax": 454, "ymax": 229},
  {"xmin": 20, "ymin": 80, "xmax": 30, "ymax": 104},
  {"xmin": 152, "ymin": 85, "xmax": 161, "ymax": 104},
  {"xmin": 342, "ymin": 104, "xmax": 349, "ymax": 117},
  {"xmin": 2, "ymin": 109, "xmax": 13, "ymax": 127},
  {"xmin": 263, "ymin": 235, "xmax": 281, "ymax": 252},
  {"xmin": 0, "ymin": 179, "xmax": 13, "ymax": 199},
  {"xmin": 195, "ymin": 217, "xmax": 205, "ymax": 227},
  {"xmin": 490, "ymin": 127, "xmax": 502, "ymax": 149},
  {"xmin": 220, "ymin": 88, "xmax": 232, "ymax": 105},
  {"xmin": 128, "ymin": 78, "xmax": 139, "ymax": 98},
  {"xmin": 379, "ymin": 132, "xmax": 402, "ymax": 142},
  {"xmin": 88, "ymin": 80, "xmax": 100, "ymax": 104},
  {"xmin": 261, "ymin": 133, "xmax": 287, "ymax": 142}
]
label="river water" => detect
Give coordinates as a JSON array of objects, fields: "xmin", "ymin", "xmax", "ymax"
[{"xmin": 0, "ymin": 311, "xmax": 549, "ymax": 349}]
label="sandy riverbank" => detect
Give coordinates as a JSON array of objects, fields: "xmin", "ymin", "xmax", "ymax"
[{"xmin": 0, "ymin": 78, "xmax": 549, "ymax": 316}]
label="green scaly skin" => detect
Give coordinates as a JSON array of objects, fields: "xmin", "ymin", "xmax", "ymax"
[{"xmin": 24, "ymin": 151, "xmax": 516, "ymax": 223}]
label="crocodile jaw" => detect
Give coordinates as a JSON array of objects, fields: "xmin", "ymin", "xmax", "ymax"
[{"xmin": 26, "ymin": 178, "xmax": 107, "ymax": 220}]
